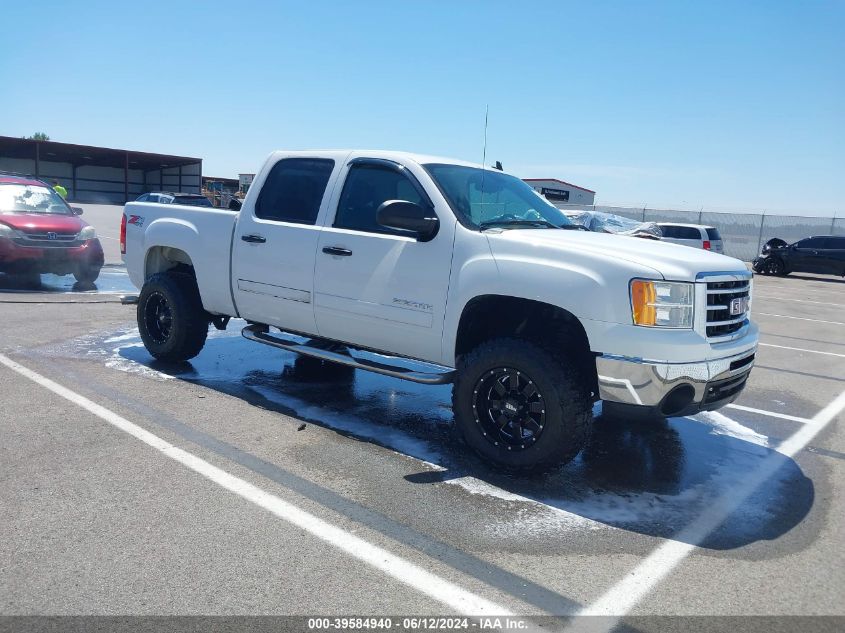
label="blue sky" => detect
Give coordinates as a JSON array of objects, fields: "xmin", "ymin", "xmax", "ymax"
[{"xmin": 1, "ymin": 1, "xmax": 842, "ymax": 215}]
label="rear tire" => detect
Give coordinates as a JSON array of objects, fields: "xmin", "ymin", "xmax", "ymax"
[
  {"xmin": 137, "ymin": 271, "xmax": 208, "ymax": 362},
  {"xmin": 452, "ymin": 337, "xmax": 592, "ymax": 471}
]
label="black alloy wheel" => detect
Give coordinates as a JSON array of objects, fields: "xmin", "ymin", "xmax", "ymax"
[
  {"xmin": 473, "ymin": 367, "xmax": 547, "ymax": 451},
  {"xmin": 143, "ymin": 291, "xmax": 173, "ymax": 345}
]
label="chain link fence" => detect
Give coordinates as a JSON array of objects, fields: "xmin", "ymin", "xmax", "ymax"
[{"xmin": 553, "ymin": 204, "xmax": 843, "ymax": 261}]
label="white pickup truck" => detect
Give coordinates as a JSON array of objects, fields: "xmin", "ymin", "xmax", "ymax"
[{"xmin": 122, "ymin": 150, "xmax": 758, "ymax": 470}]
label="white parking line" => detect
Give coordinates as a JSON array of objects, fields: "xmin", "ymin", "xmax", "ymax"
[
  {"xmin": 568, "ymin": 388, "xmax": 845, "ymax": 630},
  {"xmin": 752, "ymin": 296, "xmax": 845, "ymax": 308},
  {"xmin": 726, "ymin": 403, "xmax": 811, "ymax": 424},
  {"xmin": 759, "ymin": 342, "xmax": 845, "ymax": 358},
  {"xmin": 0, "ymin": 353, "xmax": 512, "ymax": 617},
  {"xmin": 755, "ymin": 312, "xmax": 845, "ymax": 326}
]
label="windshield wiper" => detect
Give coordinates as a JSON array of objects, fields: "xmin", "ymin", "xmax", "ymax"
[
  {"xmin": 558, "ymin": 224, "xmax": 589, "ymax": 231},
  {"xmin": 479, "ymin": 219, "xmax": 560, "ymax": 230}
]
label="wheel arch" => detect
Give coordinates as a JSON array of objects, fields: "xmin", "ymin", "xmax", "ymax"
[
  {"xmin": 144, "ymin": 245, "xmax": 196, "ymax": 280},
  {"xmin": 454, "ymin": 294, "xmax": 598, "ymax": 399}
]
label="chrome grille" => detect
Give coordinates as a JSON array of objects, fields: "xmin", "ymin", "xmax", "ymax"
[
  {"xmin": 706, "ymin": 279, "xmax": 750, "ymax": 339},
  {"xmin": 12, "ymin": 231, "xmax": 82, "ymax": 247}
]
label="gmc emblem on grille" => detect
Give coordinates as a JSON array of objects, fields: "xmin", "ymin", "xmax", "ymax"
[
  {"xmin": 46, "ymin": 232, "xmax": 58, "ymax": 240},
  {"xmin": 730, "ymin": 297, "xmax": 748, "ymax": 316}
]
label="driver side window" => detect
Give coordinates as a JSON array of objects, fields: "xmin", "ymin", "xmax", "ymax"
[{"xmin": 334, "ymin": 164, "xmax": 426, "ymax": 235}]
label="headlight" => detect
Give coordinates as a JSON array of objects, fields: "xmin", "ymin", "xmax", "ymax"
[
  {"xmin": 78, "ymin": 226, "xmax": 97, "ymax": 240},
  {"xmin": 630, "ymin": 279, "xmax": 694, "ymax": 328}
]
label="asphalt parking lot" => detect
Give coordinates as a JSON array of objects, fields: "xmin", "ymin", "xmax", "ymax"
[{"xmin": 1, "ymin": 218, "xmax": 843, "ymax": 631}]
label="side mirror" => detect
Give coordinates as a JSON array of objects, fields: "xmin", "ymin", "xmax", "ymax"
[
  {"xmin": 228, "ymin": 198, "xmax": 242, "ymax": 211},
  {"xmin": 71, "ymin": 206, "xmax": 84, "ymax": 215},
  {"xmin": 376, "ymin": 200, "xmax": 439, "ymax": 241}
]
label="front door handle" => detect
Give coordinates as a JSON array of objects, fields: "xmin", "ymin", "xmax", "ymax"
[
  {"xmin": 322, "ymin": 246, "xmax": 352, "ymax": 257},
  {"xmin": 241, "ymin": 234, "xmax": 266, "ymax": 244}
]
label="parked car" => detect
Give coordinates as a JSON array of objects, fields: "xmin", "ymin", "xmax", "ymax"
[
  {"xmin": 136, "ymin": 192, "xmax": 212, "ymax": 207},
  {"xmin": 0, "ymin": 172, "xmax": 104, "ymax": 285},
  {"xmin": 753, "ymin": 236, "xmax": 845, "ymax": 277},
  {"xmin": 657, "ymin": 223, "xmax": 724, "ymax": 253},
  {"xmin": 122, "ymin": 150, "xmax": 757, "ymax": 470},
  {"xmin": 563, "ymin": 209, "xmax": 662, "ymax": 239}
]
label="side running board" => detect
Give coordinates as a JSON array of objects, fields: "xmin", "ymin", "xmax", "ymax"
[{"xmin": 242, "ymin": 324, "xmax": 455, "ymax": 385}]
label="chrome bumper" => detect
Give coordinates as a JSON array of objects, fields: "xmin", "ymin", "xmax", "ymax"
[{"xmin": 596, "ymin": 347, "xmax": 757, "ymax": 415}]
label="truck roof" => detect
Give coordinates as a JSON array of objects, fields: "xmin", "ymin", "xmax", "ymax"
[{"xmin": 266, "ymin": 149, "xmax": 488, "ymax": 171}]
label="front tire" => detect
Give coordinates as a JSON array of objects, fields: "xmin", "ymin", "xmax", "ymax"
[
  {"xmin": 74, "ymin": 262, "xmax": 101, "ymax": 284},
  {"xmin": 137, "ymin": 271, "xmax": 208, "ymax": 362},
  {"xmin": 452, "ymin": 338, "xmax": 592, "ymax": 471},
  {"xmin": 764, "ymin": 258, "xmax": 786, "ymax": 276}
]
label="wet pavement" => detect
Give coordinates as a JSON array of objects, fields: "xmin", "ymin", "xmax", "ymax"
[
  {"xmin": 0, "ymin": 265, "xmax": 137, "ymax": 296},
  {"xmin": 57, "ymin": 319, "xmax": 814, "ymax": 550}
]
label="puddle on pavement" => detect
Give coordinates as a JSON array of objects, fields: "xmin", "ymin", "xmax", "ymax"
[
  {"xmin": 61, "ymin": 319, "xmax": 813, "ymax": 548},
  {"xmin": 0, "ymin": 266, "xmax": 137, "ymax": 295}
]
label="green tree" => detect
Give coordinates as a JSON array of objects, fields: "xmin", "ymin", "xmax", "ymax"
[{"xmin": 24, "ymin": 132, "xmax": 50, "ymax": 141}]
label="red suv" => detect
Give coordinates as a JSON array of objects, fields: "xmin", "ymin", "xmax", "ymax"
[{"xmin": 0, "ymin": 173, "xmax": 104, "ymax": 285}]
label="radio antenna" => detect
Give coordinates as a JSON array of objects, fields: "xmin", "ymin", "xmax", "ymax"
[
  {"xmin": 480, "ymin": 105, "xmax": 489, "ymax": 221},
  {"xmin": 482, "ymin": 104, "xmax": 489, "ymax": 169}
]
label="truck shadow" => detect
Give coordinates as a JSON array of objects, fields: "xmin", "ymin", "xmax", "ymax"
[{"xmin": 114, "ymin": 329, "xmax": 814, "ymax": 551}]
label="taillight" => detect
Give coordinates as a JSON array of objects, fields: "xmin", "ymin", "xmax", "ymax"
[
  {"xmin": 120, "ymin": 214, "xmax": 127, "ymax": 255},
  {"xmin": 703, "ymin": 240, "xmax": 711, "ymax": 250}
]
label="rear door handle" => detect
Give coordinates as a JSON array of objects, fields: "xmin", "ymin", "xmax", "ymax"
[
  {"xmin": 241, "ymin": 234, "xmax": 266, "ymax": 243},
  {"xmin": 322, "ymin": 246, "xmax": 352, "ymax": 257}
]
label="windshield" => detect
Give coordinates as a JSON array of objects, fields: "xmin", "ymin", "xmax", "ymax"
[
  {"xmin": 0, "ymin": 183, "xmax": 72, "ymax": 215},
  {"xmin": 424, "ymin": 164, "xmax": 574, "ymax": 229}
]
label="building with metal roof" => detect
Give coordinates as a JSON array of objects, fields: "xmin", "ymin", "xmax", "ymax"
[
  {"xmin": 0, "ymin": 136, "xmax": 202, "ymax": 204},
  {"xmin": 523, "ymin": 178, "xmax": 596, "ymax": 206}
]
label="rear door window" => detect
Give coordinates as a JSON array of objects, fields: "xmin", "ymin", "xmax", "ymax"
[{"xmin": 255, "ymin": 158, "xmax": 335, "ymax": 225}]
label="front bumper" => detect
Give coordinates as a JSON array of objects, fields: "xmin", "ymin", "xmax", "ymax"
[
  {"xmin": 0, "ymin": 238, "xmax": 104, "ymax": 274},
  {"xmin": 596, "ymin": 346, "xmax": 757, "ymax": 417}
]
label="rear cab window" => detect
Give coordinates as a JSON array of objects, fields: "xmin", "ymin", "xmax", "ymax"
[
  {"xmin": 705, "ymin": 228, "xmax": 722, "ymax": 240},
  {"xmin": 255, "ymin": 158, "xmax": 335, "ymax": 225}
]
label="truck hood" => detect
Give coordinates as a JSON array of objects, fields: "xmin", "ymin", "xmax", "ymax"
[
  {"xmin": 0, "ymin": 213, "xmax": 86, "ymax": 234},
  {"xmin": 487, "ymin": 229, "xmax": 746, "ymax": 281}
]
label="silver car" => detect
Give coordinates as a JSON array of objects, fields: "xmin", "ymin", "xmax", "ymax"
[{"xmin": 657, "ymin": 223, "xmax": 724, "ymax": 253}]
